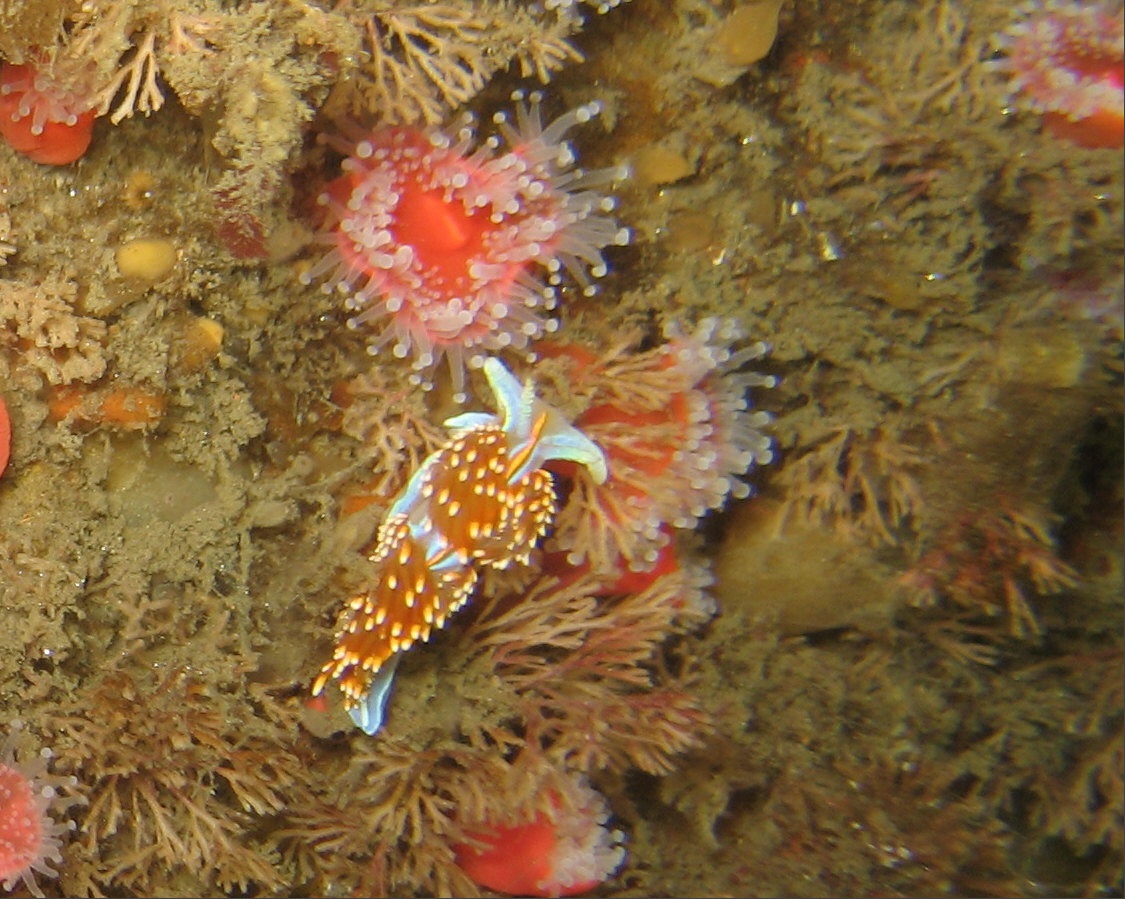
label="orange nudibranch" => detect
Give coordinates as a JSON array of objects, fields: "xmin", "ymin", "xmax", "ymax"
[{"xmin": 313, "ymin": 357, "xmax": 607, "ymax": 734}]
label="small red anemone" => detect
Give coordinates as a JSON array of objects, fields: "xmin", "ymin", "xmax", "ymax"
[
  {"xmin": 0, "ymin": 62, "xmax": 96, "ymax": 165},
  {"xmin": 996, "ymin": 1, "xmax": 1125, "ymax": 149},
  {"xmin": 453, "ymin": 788, "xmax": 626, "ymax": 899}
]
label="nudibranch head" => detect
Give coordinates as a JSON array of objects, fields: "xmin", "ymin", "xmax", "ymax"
[
  {"xmin": 314, "ymin": 359, "xmax": 607, "ymax": 731},
  {"xmin": 445, "ymin": 357, "xmax": 609, "ymax": 485}
]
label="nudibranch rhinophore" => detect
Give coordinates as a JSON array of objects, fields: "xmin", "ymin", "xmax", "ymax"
[{"xmin": 313, "ymin": 357, "xmax": 607, "ymax": 734}]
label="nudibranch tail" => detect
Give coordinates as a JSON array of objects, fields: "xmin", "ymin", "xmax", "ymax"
[
  {"xmin": 316, "ymin": 358, "xmax": 607, "ymax": 733},
  {"xmin": 346, "ymin": 656, "xmax": 400, "ymax": 735}
]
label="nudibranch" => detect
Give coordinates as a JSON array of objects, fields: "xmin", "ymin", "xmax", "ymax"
[{"xmin": 313, "ymin": 357, "xmax": 607, "ymax": 733}]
